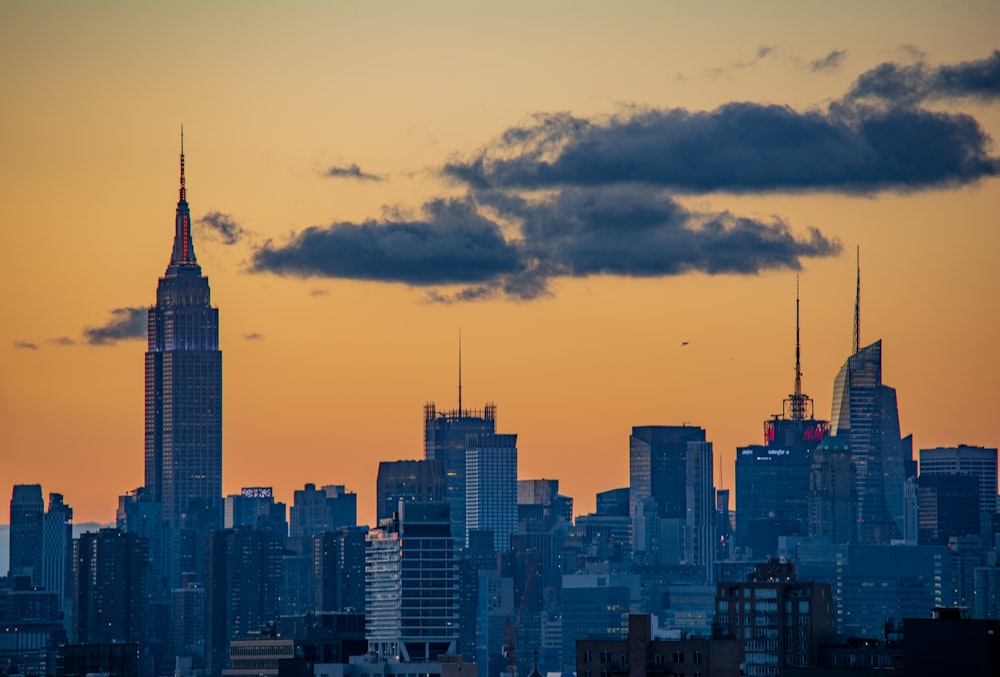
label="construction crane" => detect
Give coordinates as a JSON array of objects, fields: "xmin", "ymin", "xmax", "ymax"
[{"xmin": 502, "ymin": 559, "xmax": 537, "ymax": 677}]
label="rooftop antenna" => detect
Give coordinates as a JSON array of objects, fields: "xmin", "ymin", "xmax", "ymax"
[
  {"xmin": 458, "ymin": 329, "xmax": 463, "ymax": 415},
  {"xmin": 179, "ymin": 125, "xmax": 186, "ymax": 202},
  {"xmin": 852, "ymin": 246, "xmax": 860, "ymax": 355},
  {"xmin": 783, "ymin": 275, "xmax": 812, "ymax": 421}
]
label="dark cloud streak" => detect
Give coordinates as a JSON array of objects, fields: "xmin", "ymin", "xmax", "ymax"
[
  {"xmin": 847, "ymin": 50, "xmax": 1000, "ymax": 104},
  {"xmin": 324, "ymin": 163, "xmax": 383, "ymax": 181},
  {"xmin": 810, "ymin": 49, "xmax": 846, "ymax": 72},
  {"xmin": 83, "ymin": 307, "xmax": 148, "ymax": 345},
  {"xmin": 444, "ymin": 102, "xmax": 998, "ymax": 193},
  {"xmin": 197, "ymin": 211, "xmax": 249, "ymax": 245}
]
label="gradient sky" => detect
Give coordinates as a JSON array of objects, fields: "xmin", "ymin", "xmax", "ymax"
[{"xmin": 2, "ymin": 1, "xmax": 998, "ymax": 530}]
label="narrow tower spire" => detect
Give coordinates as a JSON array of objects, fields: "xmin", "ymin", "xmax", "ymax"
[
  {"xmin": 458, "ymin": 329, "xmax": 463, "ymax": 415},
  {"xmin": 179, "ymin": 125, "xmax": 186, "ymax": 202},
  {"xmin": 852, "ymin": 246, "xmax": 860, "ymax": 354},
  {"xmin": 169, "ymin": 126, "xmax": 197, "ymax": 268}
]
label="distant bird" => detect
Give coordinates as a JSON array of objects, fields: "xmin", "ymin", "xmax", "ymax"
[{"xmin": 681, "ymin": 341, "xmax": 689, "ymax": 346}]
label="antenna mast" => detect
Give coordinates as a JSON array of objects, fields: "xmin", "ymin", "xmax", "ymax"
[
  {"xmin": 458, "ymin": 329, "xmax": 463, "ymax": 415},
  {"xmin": 783, "ymin": 275, "xmax": 812, "ymax": 421},
  {"xmin": 852, "ymin": 246, "xmax": 860, "ymax": 354},
  {"xmin": 179, "ymin": 125, "xmax": 187, "ymax": 202}
]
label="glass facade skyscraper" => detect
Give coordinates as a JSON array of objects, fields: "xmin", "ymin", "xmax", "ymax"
[
  {"xmin": 144, "ymin": 134, "xmax": 222, "ymax": 532},
  {"xmin": 830, "ymin": 340, "xmax": 912, "ymax": 543}
]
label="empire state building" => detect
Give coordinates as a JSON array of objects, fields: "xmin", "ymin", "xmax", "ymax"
[{"xmin": 145, "ymin": 133, "xmax": 222, "ymax": 531}]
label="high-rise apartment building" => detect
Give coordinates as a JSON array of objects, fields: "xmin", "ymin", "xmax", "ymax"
[
  {"xmin": 808, "ymin": 435, "xmax": 857, "ymax": 544},
  {"xmin": 466, "ymin": 433, "xmax": 518, "ymax": 551},
  {"xmin": 375, "ymin": 459, "xmax": 447, "ymax": 524},
  {"xmin": 424, "ymin": 402, "xmax": 497, "ymax": 544},
  {"xmin": 365, "ymin": 501, "xmax": 458, "ymax": 662},
  {"xmin": 144, "ymin": 133, "xmax": 222, "ymax": 532},
  {"xmin": 9, "ymin": 484, "xmax": 44, "ymax": 582}
]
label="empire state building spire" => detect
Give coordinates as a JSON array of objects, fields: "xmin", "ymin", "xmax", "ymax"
[{"xmin": 170, "ymin": 127, "xmax": 197, "ymax": 268}]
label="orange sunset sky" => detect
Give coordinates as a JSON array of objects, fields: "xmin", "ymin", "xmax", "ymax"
[{"xmin": 2, "ymin": 1, "xmax": 998, "ymax": 529}]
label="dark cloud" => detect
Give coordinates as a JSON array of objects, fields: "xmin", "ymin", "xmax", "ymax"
[
  {"xmin": 83, "ymin": 307, "xmax": 148, "ymax": 345},
  {"xmin": 250, "ymin": 197, "xmax": 524, "ymax": 285},
  {"xmin": 708, "ymin": 45, "xmax": 776, "ymax": 77},
  {"xmin": 14, "ymin": 341, "xmax": 39, "ymax": 350},
  {"xmin": 324, "ymin": 163, "xmax": 383, "ymax": 181},
  {"xmin": 250, "ymin": 187, "xmax": 839, "ymax": 301},
  {"xmin": 444, "ymin": 102, "xmax": 998, "ymax": 194},
  {"xmin": 309, "ymin": 288, "xmax": 330, "ymax": 297},
  {"xmin": 49, "ymin": 337, "xmax": 75, "ymax": 346},
  {"xmin": 811, "ymin": 49, "xmax": 846, "ymax": 72},
  {"xmin": 197, "ymin": 211, "xmax": 248, "ymax": 245},
  {"xmin": 243, "ymin": 332, "xmax": 264, "ymax": 341},
  {"xmin": 482, "ymin": 186, "xmax": 840, "ymax": 278},
  {"xmin": 847, "ymin": 51, "xmax": 1000, "ymax": 104}
]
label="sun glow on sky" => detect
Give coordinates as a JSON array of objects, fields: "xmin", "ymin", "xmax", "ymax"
[{"xmin": 1, "ymin": 2, "xmax": 998, "ymax": 528}]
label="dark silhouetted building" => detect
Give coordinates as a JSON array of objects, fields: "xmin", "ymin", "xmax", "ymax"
[
  {"xmin": 73, "ymin": 529, "xmax": 148, "ymax": 647},
  {"xmin": 919, "ymin": 444, "xmax": 998, "ymax": 515},
  {"xmin": 224, "ymin": 487, "xmax": 288, "ymax": 536},
  {"xmin": 596, "ymin": 488, "xmax": 630, "ymax": 518},
  {"xmin": 314, "ymin": 527, "xmax": 367, "ymax": 613},
  {"xmin": 424, "ymin": 402, "xmax": 497, "ymax": 544},
  {"xmin": 577, "ymin": 613, "xmax": 741, "ymax": 677},
  {"xmin": 9, "ymin": 484, "xmax": 44, "ymax": 583},
  {"xmin": 375, "ymin": 459, "xmax": 446, "ymax": 524},
  {"xmin": 42, "ymin": 493, "xmax": 74, "ymax": 614},
  {"xmin": 916, "ymin": 474, "xmax": 980, "ymax": 545},
  {"xmin": 290, "ymin": 485, "xmax": 357, "ymax": 538},
  {"xmin": 904, "ymin": 610, "xmax": 1000, "ymax": 677},
  {"xmin": 808, "ymin": 434, "xmax": 857, "ymax": 544},
  {"xmin": 714, "ymin": 562, "xmax": 835, "ymax": 676},
  {"xmin": 57, "ymin": 643, "xmax": 139, "ymax": 677},
  {"xmin": 204, "ymin": 528, "xmax": 283, "ymax": 676}
]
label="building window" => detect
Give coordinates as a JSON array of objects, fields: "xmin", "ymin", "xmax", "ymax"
[
  {"xmin": 673, "ymin": 651, "xmax": 684, "ymax": 663},
  {"xmin": 620, "ymin": 653, "xmax": 628, "ymax": 668},
  {"xmin": 654, "ymin": 654, "xmax": 665, "ymax": 667},
  {"xmin": 584, "ymin": 650, "xmax": 591, "ymax": 663},
  {"xmin": 693, "ymin": 651, "xmax": 702, "ymax": 664}
]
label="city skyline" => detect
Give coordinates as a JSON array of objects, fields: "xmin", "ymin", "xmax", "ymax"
[{"xmin": 2, "ymin": 2, "xmax": 998, "ymax": 528}]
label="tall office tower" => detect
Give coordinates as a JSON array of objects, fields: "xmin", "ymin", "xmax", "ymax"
[
  {"xmin": 375, "ymin": 459, "xmax": 447, "ymax": 524},
  {"xmin": 42, "ymin": 493, "xmax": 73, "ymax": 613},
  {"xmin": 919, "ymin": 445, "xmax": 998, "ymax": 516},
  {"xmin": 916, "ymin": 474, "xmax": 981, "ymax": 545},
  {"xmin": 145, "ymin": 132, "xmax": 222, "ymax": 533},
  {"xmin": 223, "ymin": 487, "xmax": 288, "ymax": 535},
  {"xmin": 289, "ymin": 484, "xmax": 357, "ymax": 538},
  {"xmin": 808, "ymin": 435, "xmax": 857, "ymax": 544},
  {"xmin": 425, "ymin": 402, "xmax": 497, "ymax": 544},
  {"xmin": 629, "ymin": 425, "xmax": 707, "ymax": 565},
  {"xmin": 73, "ymin": 528, "xmax": 148, "ymax": 645},
  {"xmin": 203, "ymin": 528, "xmax": 283, "ymax": 676},
  {"xmin": 736, "ymin": 282, "xmax": 830, "ymax": 557},
  {"xmin": 466, "ymin": 433, "xmax": 518, "ymax": 551},
  {"xmin": 9, "ymin": 484, "xmax": 44, "ymax": 582},
  {"xmin": 596, "ymin": 487, "xmax": 630, "ymax": 517},
  {"xmin": 830, "ymin": 259, "xmax": 913, "ymax": 543},
  {"xmin": 686, "ymin": 440, "xmax": 716, "ymax": 581},
  {"xmin": 629, "ymin": 426, "xmax": 706, "ymax": 520},
  {"xmin": 366, "ymin": 501, "xmax": 458, "ymax": 662},
  {"xmin": 518, "ymin": 478, "xmax": 574, "ymax": 526}
]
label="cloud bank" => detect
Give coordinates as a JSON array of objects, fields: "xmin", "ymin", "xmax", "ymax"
[{"xmin": 249, "ymin": 51, "xmax": 997, "ymax": 302}]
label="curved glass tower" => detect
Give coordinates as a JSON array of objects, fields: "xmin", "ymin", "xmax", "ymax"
[{"xmin": 144, "ymin": 132, "xmax": 222, "ymax": 531}]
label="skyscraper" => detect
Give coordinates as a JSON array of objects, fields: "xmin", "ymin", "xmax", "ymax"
[
  {"xmin": 830, "ymin": 257, "xmax": 913, "ymax": 544},
  {"xmin": 73, "ymin": 528, "xmax": 148, "ymax": 646},
  {"xmin": 9, "ymin": 484, "xmax": 44, "ymax": 582},
  {"xmin": 465, "ymin": 432, "xmax": 518, "ymax": 550},
  {"xmin": 424, "ymin": 402, "xmax": 497, "ymax": 544},
  {"xmin": 144, "ymin": 131, "xmax": 222, "ymax": 532},
  {"xmin": 365, "ymin": 501, "xmax": 458, "ymax": 662},
  {"xmin": 918, "ymin": 445, "xmax": 998, "ymax": 516},
  {"xmin": 42, "ymin": 493, "xmax": 73, "ymax": 614}
]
